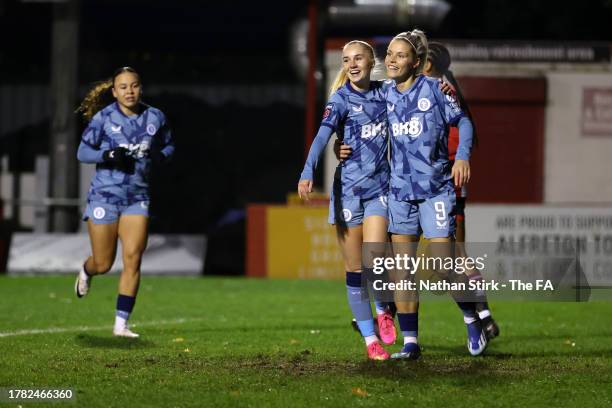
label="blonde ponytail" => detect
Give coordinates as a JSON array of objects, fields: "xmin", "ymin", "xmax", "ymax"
[{"xmin": 328, "ymin": 69, "xmax": 349, "ymax": 98}]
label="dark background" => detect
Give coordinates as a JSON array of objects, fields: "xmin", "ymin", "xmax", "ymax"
[
  {"xmin": 1, "ymin": 0, "xmax": 612, "ymax": 273},
  {"xmin": 4, "ymin": 0, "xmax": 612, "ymax": 83}
]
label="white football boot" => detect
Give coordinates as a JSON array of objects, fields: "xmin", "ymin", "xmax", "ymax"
[
  {"xmin": 74, "ymin": 264, "xmax": 92, "ymax": 298},
  {"xmin": 113, "ymin": 326, "xmax": 140, "ymax": 338}
]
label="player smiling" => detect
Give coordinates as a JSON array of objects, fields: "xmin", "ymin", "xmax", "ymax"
[
  {"xmin": 298, "ymin": 41, "xmax": 395, "ymax": 360},
  {"xmin": 74, "ymin": 67, "xmax": 174, "ymax": 338},
  {"xmin": 382, "ymin": 30, "xmax": 486, "ymax": 359},
  {"xmin": 423, "ymin": 42, "xmax": 500, "ymax": 341}
]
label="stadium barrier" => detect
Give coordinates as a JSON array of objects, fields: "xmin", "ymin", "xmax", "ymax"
[
  {"xmin": 246, "ymin": 196, "xmax": 343, "ymax": 279},
  {"xmin": 7, "ymin": 233, "xmax": 206, "ymax": 275},
  {"xmin": 247, "ymin": 202, "xmax": 612, "ymax": 290}
]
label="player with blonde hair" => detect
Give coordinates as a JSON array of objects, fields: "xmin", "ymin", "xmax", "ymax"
[
  {"xmin": 298, "ymin": 40, "xmax": 395, "ymax": 360},
  {"xmin": 383, "ymin": 30, "xmax": 486, "ymax": 358}
]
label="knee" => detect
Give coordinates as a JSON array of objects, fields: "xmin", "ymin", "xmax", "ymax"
[
  {"xmin": 122, "ymin": 248, "xmax": 144, "ymax": 269},
  {"xmin": 92, "ymin": 258, "xmax": 114, "ymax": 274}
]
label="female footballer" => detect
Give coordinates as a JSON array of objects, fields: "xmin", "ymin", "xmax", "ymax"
[
  {"xmin": 382, "ymin": 30, "xmax": 486, "ymax": 359},
  {"xmin": 74, "ymin": 67, "xmax": 174, "ymax": 338},
  {"xmin": 298, "ymin": 40, "xmax": 396, "ymax": 360},
  {"xmin": 423, "ymin": 42, "xmax": 500, "ymax": 341}
]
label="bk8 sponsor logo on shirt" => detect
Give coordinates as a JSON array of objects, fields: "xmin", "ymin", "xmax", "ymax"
[
  {"xmin": 361, "ymin": 122, "xmax": 387, "ymax": 139},
  {"xmin": 391, "ymin": 117, "xmax": 423, "ymax": 138}
]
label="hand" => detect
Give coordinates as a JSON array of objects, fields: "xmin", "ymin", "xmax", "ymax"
[
  {"xmin": 103, "ymin": 147, "xmax": 130, "ymax": 164},
  {"xmin": 103, "ymin": 147, "xmax": 135, "ymax": 174},
  {"xmin": 298, "ymin": 179, "xmax": 313, "ymax": 201},
  {"xmin": 451, "ymin": 160, "xmax": 470, "ymax": 188},
  {"xmin": 438, "ymin": 78, "xmax": 456, "ymax": 96},
  {"xmin": 333, "ymin": 139, "xmax": 352, "ymax": 161}
]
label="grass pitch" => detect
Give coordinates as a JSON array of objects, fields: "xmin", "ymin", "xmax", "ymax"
[{"xmin": 0, "ymin": 276, "xmax": 611, "ymax": 407}]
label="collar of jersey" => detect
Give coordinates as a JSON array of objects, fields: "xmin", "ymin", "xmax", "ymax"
[
  {"xmin": 393, "ymin": 74, "xmax": 425, "ymax": 96},
  {"xmin": 343, "ymin": 81, "xmax": 371, "ymax": 98},
  {"xmin": 114, "ymin": 101, "xmax": 143, "ymax": 119}
]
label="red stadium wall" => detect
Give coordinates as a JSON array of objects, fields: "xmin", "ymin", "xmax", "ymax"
[
  {"xmin": 458, "ymin": 77, "xmax": 546, "ymax": 203},
  {"xmin": 246, "ymin": 204, "xmax": 268, "ymax": 277}
]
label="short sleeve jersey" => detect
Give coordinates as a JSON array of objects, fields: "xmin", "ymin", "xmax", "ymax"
[
  {"xmin": 384, "ymin": 76, "xmax": 464, "ymax": 201},
  {"xmin": 323, "ymin": 81, "xmax": 389, "ymax": 199},
  {"xmin": 80, "ymin": 102, "xmax": 173, "ymax": 205}
]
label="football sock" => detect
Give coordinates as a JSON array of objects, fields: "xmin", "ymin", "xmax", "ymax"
[
  {"xmin": 115, "ymin": 294, "xmax": 136, "ymax": 331},
  {"xmin": 374, "ymin": 300, "xmax": 387, "ymax": 315},
  {"xmin": 363, "ymin": 267, "xmax": 387, "ymax": 315},
  {"xmin": 478, "ymin": 307, "xmax": 491, "ymax": 320},
  {"xmin": 397, "ymin": 312, "xmax": 418, "ymax": 344},
  {"xmin": 346, "ymin": 271, "xmax": 376, "ymax": 341},
  {"xmin": 364, "ymin": 335, "xmax": 379, "ymax": 346},
  {"xmin": 456, "ymin": 301, "xmax": 478, "ymax": 325}
]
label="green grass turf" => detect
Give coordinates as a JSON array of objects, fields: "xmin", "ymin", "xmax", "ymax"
[{"xmin": 0, "ymin": 276, "xmax": 611, "ymax": 407}]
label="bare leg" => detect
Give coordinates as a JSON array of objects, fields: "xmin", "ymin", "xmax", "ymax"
[
  {"xmin": 117, "ymin": 215, "xmax": 148, "ymax": 297},
  {"xmin": 84, "ymin": 220, "xmax": 119, "ymax": 275},
  {"xmin": 390, "ymin": 233, "xmax": 419, "ymax": 313},
  {"xmin": 111, "ymin": 215, "xmax": 148, "ymax": 337}
]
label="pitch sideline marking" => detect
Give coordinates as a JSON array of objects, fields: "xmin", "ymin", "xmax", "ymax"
[{"xmin": 0, "ymin": 317, "xmax": 204, "ymax": 338}]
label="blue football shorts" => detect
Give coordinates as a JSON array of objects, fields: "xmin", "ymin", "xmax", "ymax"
[
  {"xmin": 83, "ymin": 201, "xmax": 150, "ymax": 224},
  {"xmin": 388, "ymin": 190, "xmax": 456, "ymax": 238},
  {"xmin": 328, "ymin": 194, "xmax": 388, "ymax": 228}
]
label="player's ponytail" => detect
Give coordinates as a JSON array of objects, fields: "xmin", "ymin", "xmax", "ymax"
[
  {"xmin": 428, "ymin": 42, "xmax": 478, "ymax": 146},
  {"xmin": 76, "ymin": 80, "xmax": 114, "ymax": 122},
  {"xmin": 76, "ymin": 66, "xmax": 140, "ymax": 122},
  {"xmin": 328, "ymin": 40, "xmax": 376, "ymax": 98},
  {"xmin": 393, "ymin": 29, "xmax": 428, "ymax": 74},
  {"xmin": 329, "ymin": 69, "xmax": 349, "ymax": 99}
]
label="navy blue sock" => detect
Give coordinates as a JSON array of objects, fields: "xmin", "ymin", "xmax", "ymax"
[
  {"xmin": 397, "ymin": 312, "xmax": 418, "ymax": 342},
  {"xmin": 346, "ymin": 272, "xmax": 375, "ymax": 338},
  {"xmin": 116, "ymin": 294, "xmax": 136, "ymax": 321},
  {"xmin": 456, "ymin": 301, "xmax": 478, "ymax": 324}
]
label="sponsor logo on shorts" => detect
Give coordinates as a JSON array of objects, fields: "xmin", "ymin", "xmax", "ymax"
[
  {"xmin": 146, "ymin": 124, "xmax": 157, "ymax": 135},
  {"xmin": 140, "ymin": 201, "xmax": 149, "ymax": 209},
  {"xmin": 418, "ymin": 98, "xmax": 431, "ymax": 111},
  {"xmin": 342, "ymin": 209, "xmax": 352, "ymax": 222},
  {"xmin": 93, "ymin": 207, "xmax": 106, "ymax": 220}
]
